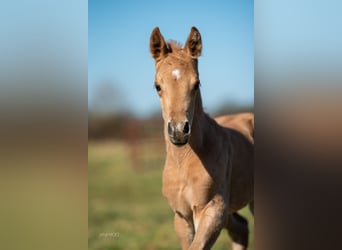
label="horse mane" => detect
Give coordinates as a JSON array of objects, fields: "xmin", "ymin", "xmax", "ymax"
[{"xmin": 166, "ymin": 40, "xmax": 183, "ymax": 53}]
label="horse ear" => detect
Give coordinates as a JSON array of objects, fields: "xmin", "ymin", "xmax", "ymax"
[
  {"xmin": 150, "ymin": 27, "xmax": 168, "ymax": 60},
  {"xmin": 185, "ymin": 27, "xmax": 202, "ymax": 58}
]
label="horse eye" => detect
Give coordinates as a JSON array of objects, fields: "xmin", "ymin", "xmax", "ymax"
[
  {"xmin": 194, "ymin": 81, "xmax": 200, "ymax": 90},
  {"xmin": 155, "ymin": 84, "xmax": 161, "ymax": 92}
]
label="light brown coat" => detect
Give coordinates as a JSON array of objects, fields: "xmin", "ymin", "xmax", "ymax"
[{"xmin": 150, "ymin": 27, "xmax": 254, "ymax": 250}]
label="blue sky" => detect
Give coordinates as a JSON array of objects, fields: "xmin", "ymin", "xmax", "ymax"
[{"xmin": 89, "ymin": 0, "xmax": 253, "ymax": 117}]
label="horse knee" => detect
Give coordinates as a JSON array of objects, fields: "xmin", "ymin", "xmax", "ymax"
[
  {"xmin": 189, "ymin": 196, "xmax": 228, "ymax": 249},
  {"xmin": 226, "ymin": 213, "xmax": 249, "ymax": 248},
  {"xmin": 193, "ymin": 196, "xmax": 227, "ymax": 232}
]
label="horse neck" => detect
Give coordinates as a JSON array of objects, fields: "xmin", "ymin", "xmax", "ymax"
[{"xmin": 189, "ymin": 91, "xmax": 216, "ymax": 151}]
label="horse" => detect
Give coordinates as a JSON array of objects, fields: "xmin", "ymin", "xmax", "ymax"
[{"xmin": 149, "ymin": 26, "xmax": 254, "ymax": 250}]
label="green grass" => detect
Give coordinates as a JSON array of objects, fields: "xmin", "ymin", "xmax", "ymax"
[{"xmin": 89, "ymin": 140, "xmax": 254, "ymax": 250}]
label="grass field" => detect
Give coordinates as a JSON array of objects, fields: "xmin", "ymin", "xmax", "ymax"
[{"xmin": 89, "ymin": 140, "xmax": 254, "ymax": 250}]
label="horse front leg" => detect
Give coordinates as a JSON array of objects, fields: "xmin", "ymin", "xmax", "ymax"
[
  {"xmin": 226, "ymin": 212, "xmax": 249, "ymax": 250},
  {"xmin": 188, "ymin": 195, "xmax": 228, "ymax": 250},
  {"xmin": 174, "ymin": 212, "xmax": 195, "ymax": 250}
]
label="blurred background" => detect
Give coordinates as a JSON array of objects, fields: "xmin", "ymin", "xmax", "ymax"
[
  {"xmin": 88, "ymin": 0, "xmax": 254, "ymax": 249},
  {"xmin": 1, "ymin": 0, "xmax": 341, "ymax": 250}
]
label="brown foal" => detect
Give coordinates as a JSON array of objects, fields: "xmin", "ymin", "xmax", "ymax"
[{"xmin": 150, "ymin": 26, "xmax": 254, "ymax": 250}]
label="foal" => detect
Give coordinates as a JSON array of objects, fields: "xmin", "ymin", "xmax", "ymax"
[{"xmin": 150, "ymin": 27, "xmax": 254, "ymax": 250}]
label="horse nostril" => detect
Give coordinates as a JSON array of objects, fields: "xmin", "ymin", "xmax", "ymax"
[
  {"xmin": 168, "ymin": 122, "xmax": 173, "ymax": 135},
  {"xmin": 183, "ymin": 122, "xmax": 190, "ymax": 134}
]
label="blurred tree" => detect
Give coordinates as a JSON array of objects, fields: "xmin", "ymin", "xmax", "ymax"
[{"xmin": 90, "ymin": 79, "xmax": 129, "ymax": 115}]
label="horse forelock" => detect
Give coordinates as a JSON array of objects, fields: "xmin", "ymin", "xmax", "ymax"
[
  {"xmin": 155, "ymin": 40, "xmax": 197, "ymax": 70},
  {"xmin": 166, "ymin": 40, "xmax": 183, "ymax": 53}
]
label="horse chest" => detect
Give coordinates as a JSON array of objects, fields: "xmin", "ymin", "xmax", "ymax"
[{"xmin": 162, "ymin": 162, "xmax": 214, "ymax": 219}]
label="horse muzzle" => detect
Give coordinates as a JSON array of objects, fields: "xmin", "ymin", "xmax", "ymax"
[{"xmin": 167, "ymin": 120, "xmax": 190, "ymax": 146}]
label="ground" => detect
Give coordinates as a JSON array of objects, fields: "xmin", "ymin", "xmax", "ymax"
[{"xmin": 89, "ymin": 140, "xmax": 254, "ymax": 250}]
